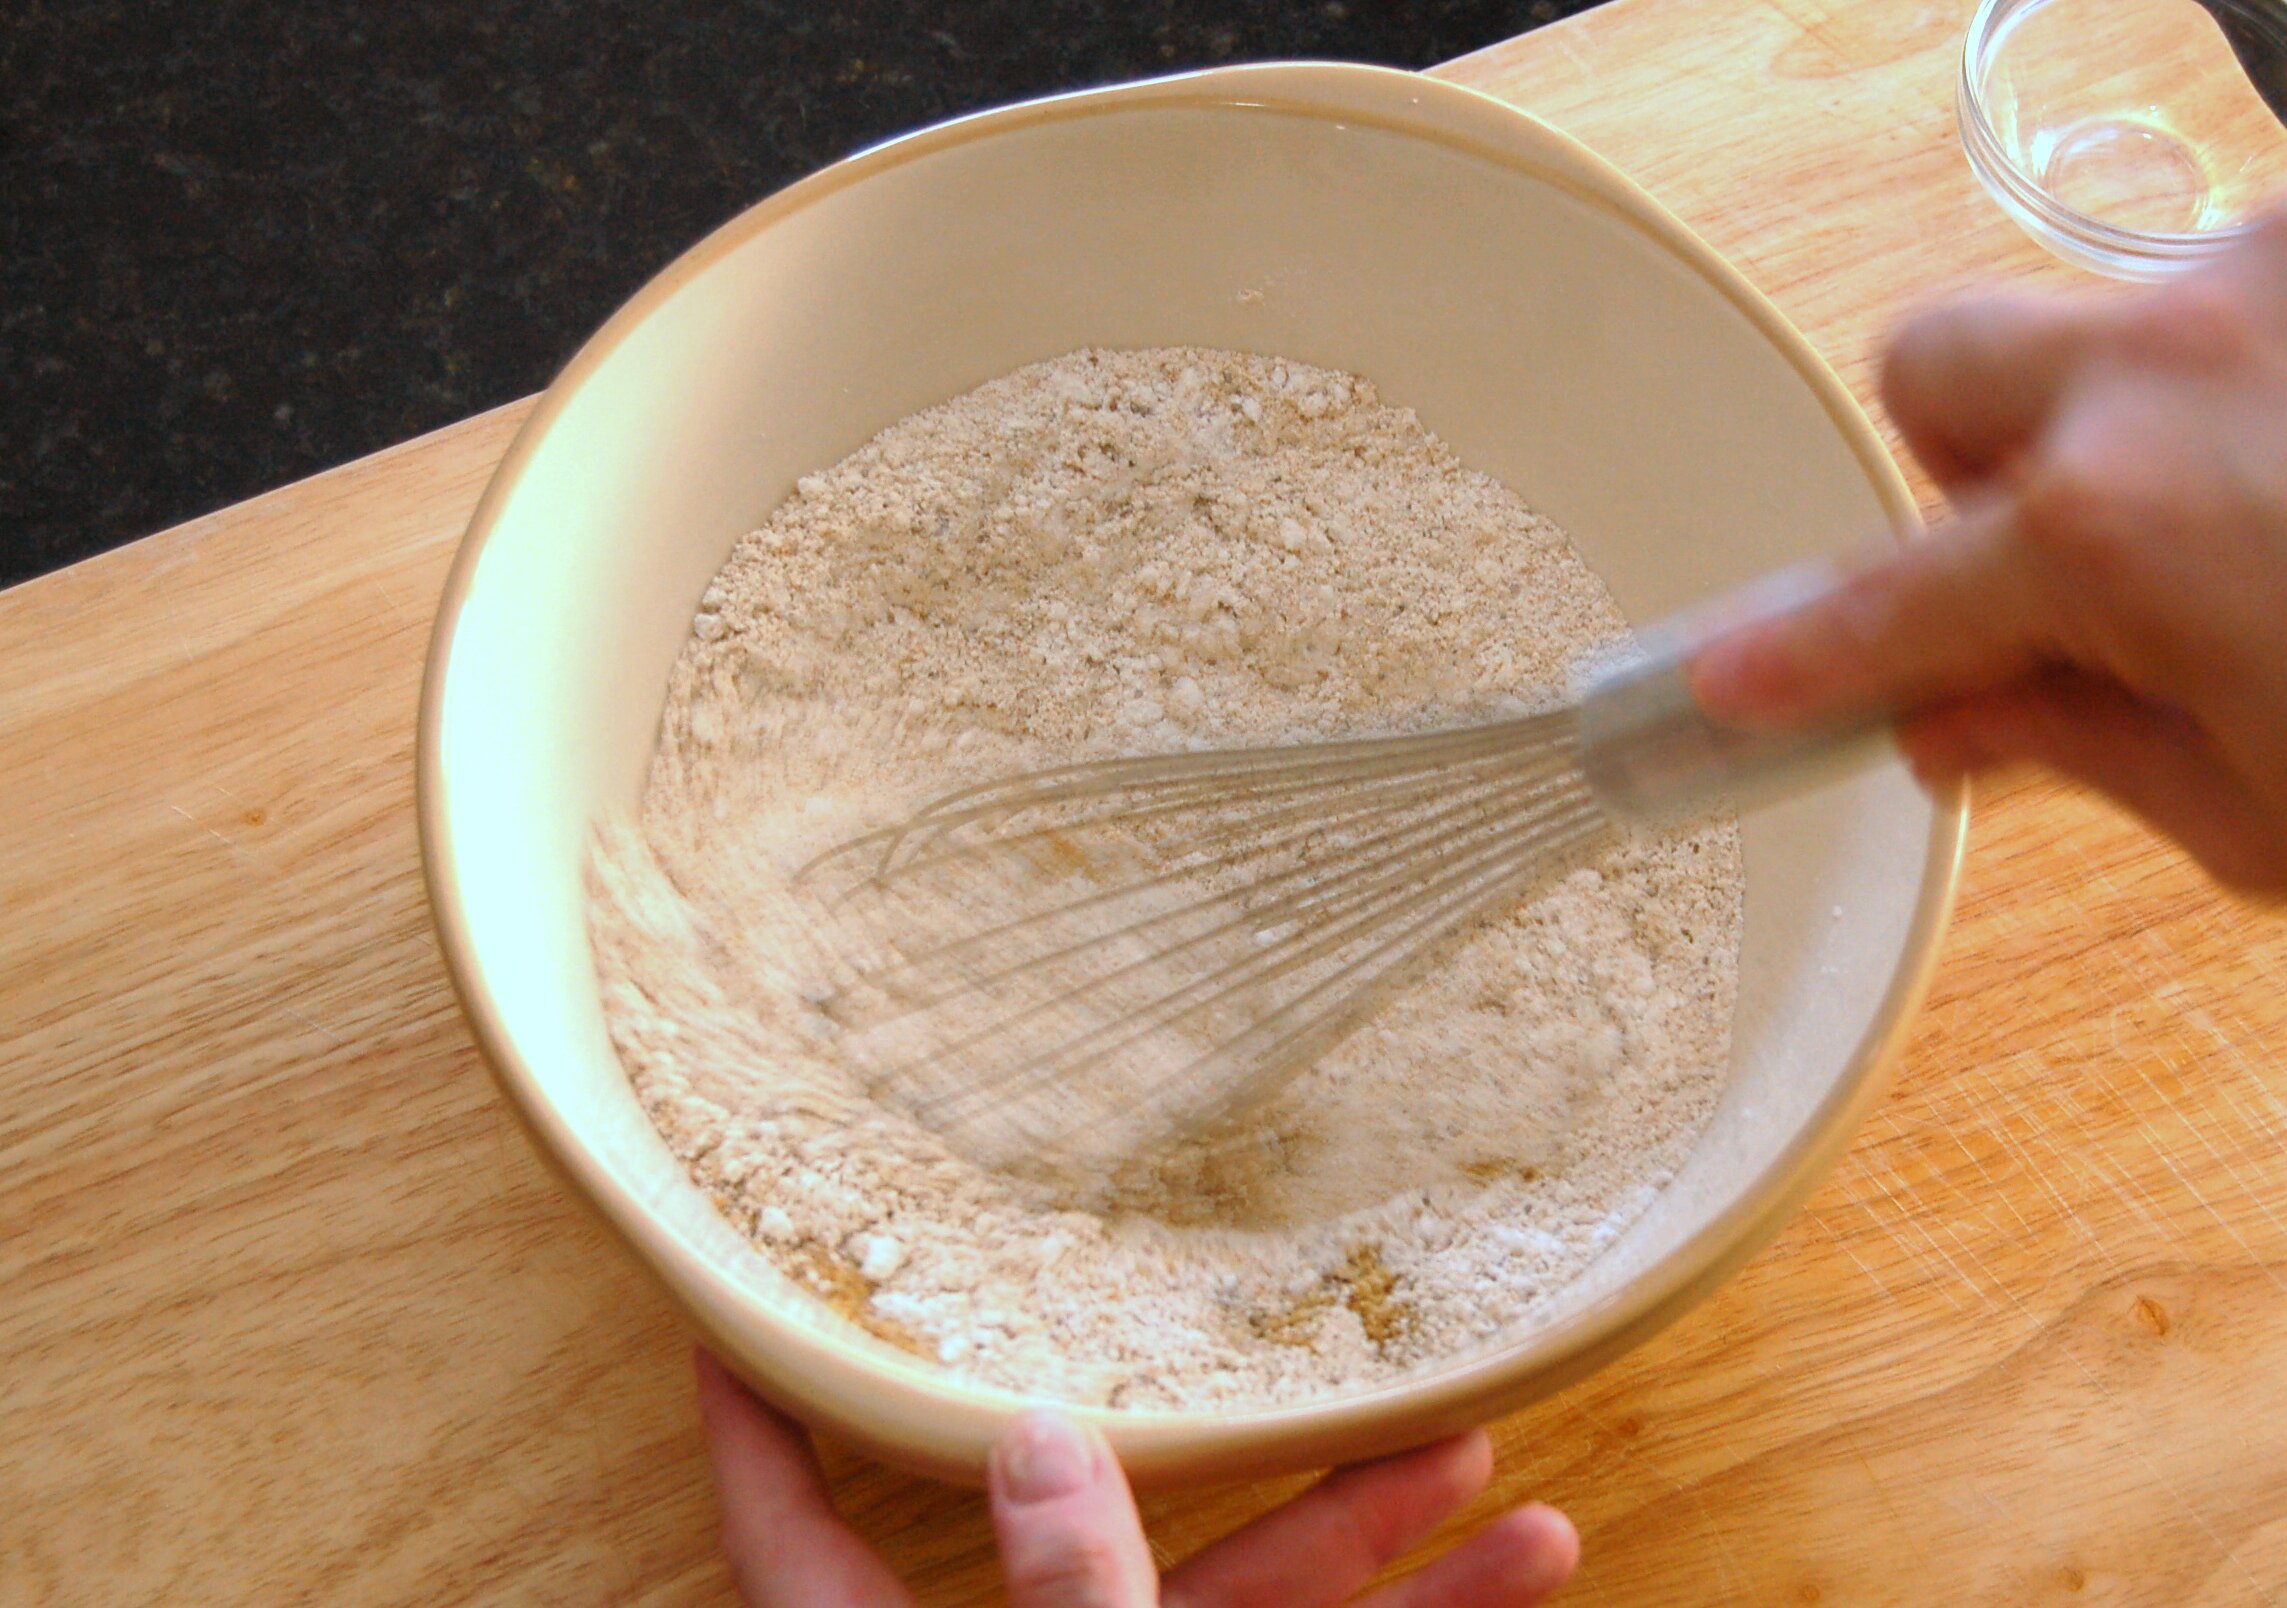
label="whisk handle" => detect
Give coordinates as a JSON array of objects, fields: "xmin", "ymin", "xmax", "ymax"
[{"xmin": 1574, "ymin": 561, "xmax": 1894, "ymax": 823}]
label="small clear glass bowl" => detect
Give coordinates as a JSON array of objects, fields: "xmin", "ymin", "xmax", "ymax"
[{"xmin": 1959, "ymin": 0, "xmax": 2287, "ymax": 278}]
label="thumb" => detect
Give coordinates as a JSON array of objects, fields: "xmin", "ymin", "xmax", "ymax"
[
  {"xmin": 989, "ymin": 1411, "xmax": 1159, "ymax": 1608},
  {"xmin": 1689, "ymin": 500, "xmax": 2053, "ymax": 732}
]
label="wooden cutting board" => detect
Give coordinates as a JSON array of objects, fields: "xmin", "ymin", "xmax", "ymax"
[{"xmin": 7, "ymin": 0, "xmax": 2286, "ymax": 1601}]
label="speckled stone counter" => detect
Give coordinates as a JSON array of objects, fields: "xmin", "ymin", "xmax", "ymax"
[{"xmin": 1, "ymin": 0, "xmax": 1595, "ymax": 586}]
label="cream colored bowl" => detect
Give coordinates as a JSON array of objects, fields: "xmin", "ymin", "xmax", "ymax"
[{"xmin": 419, "ymin": 61, "xmax": 1963, "ymax": 1486}]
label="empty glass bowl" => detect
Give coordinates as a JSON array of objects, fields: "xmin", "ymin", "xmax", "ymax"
[{"xmin": 1959, "ymin": 0, "xmax": 2287, "ymax": 277}]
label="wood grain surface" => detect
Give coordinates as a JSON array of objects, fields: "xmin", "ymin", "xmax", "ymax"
[{"xmin": 7, "ymin": 1, "xmax": 2287, "ymax": 1602}]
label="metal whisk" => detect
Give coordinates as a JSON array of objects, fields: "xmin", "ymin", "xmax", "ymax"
[{"xmin": 794, "ymin": 565, "xmax": 1886, "ymax": 1181}]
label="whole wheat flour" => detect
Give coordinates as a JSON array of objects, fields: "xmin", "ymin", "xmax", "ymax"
[{"xmin": 589, "ymin": 347, "xmax": 1743, "ymax": 1410}]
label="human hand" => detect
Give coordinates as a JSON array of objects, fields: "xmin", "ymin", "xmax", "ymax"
[
  {"xmin": 692, "ymin": 1349, "xmax": 1579, "ymax": 1608},
  {"xmin": 1691, "ymin": 211, "xmax": 2287, "ymax": 894}
]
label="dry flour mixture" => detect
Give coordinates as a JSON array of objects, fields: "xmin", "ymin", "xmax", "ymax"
[{"xmin": 589, "ymin": 348, "xmax": 1743, "ymax": 1409}]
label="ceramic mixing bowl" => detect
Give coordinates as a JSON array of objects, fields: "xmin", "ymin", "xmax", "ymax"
[{"xmin": 418, "ymin": 61, "xmax": 1964, "ymax": 1485}]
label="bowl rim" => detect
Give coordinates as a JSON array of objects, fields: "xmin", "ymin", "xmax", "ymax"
[{"xmin": 417, "ymin": 58, "xmax": 1968, "ymax": 1485}]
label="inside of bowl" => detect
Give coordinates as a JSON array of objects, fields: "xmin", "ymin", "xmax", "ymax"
[{"xmin": 434, "ymin": 86, "xmax": 1942, "ymax": 1411}]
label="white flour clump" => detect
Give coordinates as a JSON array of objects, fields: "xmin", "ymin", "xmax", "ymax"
[{"xmin": 590, "ymin": 348, "xmax": 1743, "ymax": 1409}]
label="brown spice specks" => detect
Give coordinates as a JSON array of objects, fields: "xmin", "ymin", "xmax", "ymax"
[
  {"xmin": 1335, "ymin": 1244, "xmax": 1414, "ymax": 1347},
  {"xmin": 1250, "ymin": 1244, "xmax": 1415, "ymax": 1351},
  {"xmin": 786, "ymin": 1242, "xmax": 927, "ymax": 1357},
  {"xmin": 1250, "ymin": 1285, "xmax": 1338, "ymax": 1348},
  {"xmin": 1459, "ymin": 1158, "xmax": 1542, "ymax": 1185}
]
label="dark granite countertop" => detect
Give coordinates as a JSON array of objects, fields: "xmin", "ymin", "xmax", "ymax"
[{"xmin": 1, "ymin": 0, "xmax": 1596, "ymax": 588}]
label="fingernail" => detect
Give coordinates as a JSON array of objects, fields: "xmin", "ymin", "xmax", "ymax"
[
  {"xmin": 994, "ymin": 1410, "xmax": 1095, "ymax": 1502},
  {"xmin": 1498, "ymin": 1504, "xmax": 1583, "ymax": 1594}
]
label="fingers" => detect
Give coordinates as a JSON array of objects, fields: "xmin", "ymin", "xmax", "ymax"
[
  {"xmin": 1881, "ymin": 290, "xmax": 2117, "ymax": 487},
  {"xmin": 696, "ymin": 1371, "xmax": 1576, "ymax": 1608},
  {"xmin": 989, "ymin": 1411, "xmax": 1158, "ymax": 1608},
  {"xmin": 1353, "ymin": 1504, "xmax": 1580, "ymax": 1608},
  {"xmin": 1689, "ymin": 499, "xmax": 2051, "ymax": 731},
  {"xmin": 1160, "ymin": 1431, "xmax": 1493, "ymax": 1608},
  {"xmin": 2160, "ymin": 207, "xmax": 2287, "ymax": 360},
  {"xmin": 692, "ymin": 1349, "xmax": 915, "ymax": 1608},
  {"xmin": 1901, "ymin": 669, "xmax": 2287, "ymax": 894}
]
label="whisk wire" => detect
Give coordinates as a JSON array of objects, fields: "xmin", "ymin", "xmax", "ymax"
[
  {"xmin": 803, "ymin": 713, "xmax": 1572, "ymax": 883},
  {"xmin": 794, "ymin": 707, "xmax": 1621, "ymax": 1167},
  {"xmin": 844, "ymin": 765, "xmax": 1584, "ymax": 1092},
  {"xmin": 1117, "ymin": 802, "xmax": 1613, "ymax": 1132},
  {"xmin": 821, "ymin": 744, "xmax": 1580, "ymax": 1023},
  {"xmin": 906, "ymin": 789, "xmax": 1609, "ymax": 1135}
]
